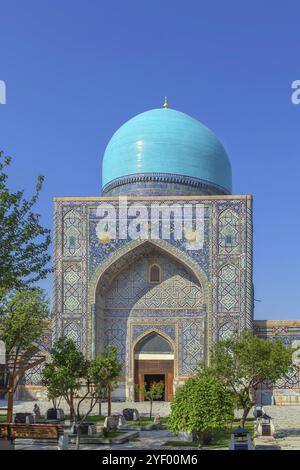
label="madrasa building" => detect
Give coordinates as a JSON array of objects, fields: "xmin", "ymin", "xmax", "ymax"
[{"xmin": 22, "ymin": 99, "xmax": 300, "ymax": 405}]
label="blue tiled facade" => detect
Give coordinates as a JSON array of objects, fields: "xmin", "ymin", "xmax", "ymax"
[{"xmin": 51, "ymin": 193, "xmax": 253, "ymax": 400}]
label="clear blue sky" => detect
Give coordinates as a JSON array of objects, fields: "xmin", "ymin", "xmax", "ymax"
[{"xmin": 1, "ymin": 1, "xmax": 299, "ymax": 319}]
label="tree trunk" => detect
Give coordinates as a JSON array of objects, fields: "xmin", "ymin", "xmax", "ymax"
[
  {"xmin": 98, "ymin": 399, "xmax": 102, "ymax": 417},
  {"xmin": 7, "ymin": 372, "xmax": 14, "ymax": 423},
  {"xmin": 240, "ymin": 407, "xmax": 251, "ymax": 428},
  {"xmin": 150, "ymin": 399, "xmax": 153, "ymax": 419},
  {"xmin": 70, "ymin": 389, "xmax": 75, "ymax": 423},
  {"xmin": 196, "ymin": 431, "xmax": 205, "ymax": 449},
  {"xmin": 75, "ymin": 424, "xmax": 81, "ymax": 450},
  {"xmin": 107, "ymin": 384, "xmax": 112, "ymax": 416}
]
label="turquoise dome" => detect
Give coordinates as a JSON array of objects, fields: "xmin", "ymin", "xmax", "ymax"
[{"xmin": 102, "ymin": 107, "xmax": 232, "ymax": 194}]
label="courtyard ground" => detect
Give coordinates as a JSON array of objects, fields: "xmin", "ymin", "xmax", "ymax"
[
  {"xmin": 0, "ymin": 399, "xmax": 171, "ymax": 418},
  {"xmin": 259, "ymin": 405, "xmax": 300, "ymax": 450},
  {"xmin": 1, "ymin": 400, "xmax": 300, "ymax": 450}
]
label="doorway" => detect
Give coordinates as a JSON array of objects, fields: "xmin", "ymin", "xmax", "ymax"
[
  {"xmin": 144, "ymin": 374, "xmax": 165, "ymax": 400},
  {"xmin": 134, "ymin": 360, "xmax": 174, "ymax": 401},
  {"xmin": 134, "ymin": 332, "xmax": 174, "ymax": 402}
]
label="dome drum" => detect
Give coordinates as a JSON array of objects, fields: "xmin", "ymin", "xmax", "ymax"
[{"xmin": 102, "ymin": 172, "xmax": 230, "ymax": 197}]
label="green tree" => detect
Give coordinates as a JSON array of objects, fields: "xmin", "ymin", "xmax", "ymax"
[
  {"xmin": 73, "ymin": 353, "xmax": 121, "ymax": 449},
  {"xmin": 42, "ymin": 337, "xmax": 88, "ymax": 423},
  {"xmin": 87, "ymin": 354, "xmax": 110, "ymax": 417},
  {"xmin": 72, "ymin": 358, "xmax": 105, "ymax": 450},
  {"xmin": 210, "ymin": 329, "xmax": 295, "ymax": 427},
  {"xmin": 85, "ymin": 355, "xmax": 110, "ymax": 413},
  {"xmin": 0, "ymin": 151, "xmax": 51, "ymax": 300},
  {"xmin": 0, "ymin": 288, "xmax": 49, "ymax": 370},
  {"xmin": 0, "ymin": 288, "xmax": 49, "ymax": 355},
  {"xmin": 144, "ymin": 381, "xmax": 164, "ymax": 419},
  {"xmin": 168, "ymin": 370, "xmax": 234, "ymax": 447},
  {"xmin": 0, "ymin": 287, "xmax": 50, "ymax": 419},
  {"xmin": 95, "ymin": 345, "xmax": 122, "ymax": 416},
  {"xmin": 42, "ymin": 342, "xmax": 122, "ymax": 449}
]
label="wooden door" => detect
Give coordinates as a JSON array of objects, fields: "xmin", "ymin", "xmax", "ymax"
[
  {"xmin": 134, "ymin": 359, "xmax": 174, "ymax": 401},
  {"xmin": 165, "ymin": 371, "xmax": 173, "ymax": 401}
]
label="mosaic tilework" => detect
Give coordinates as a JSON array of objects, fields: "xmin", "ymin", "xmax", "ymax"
[
  {"xmin": 63, "ymin": 321, "xmax": 81, "ymax": 349},
  {"xmin": 254, "ymin": 321, "xmax": 300, "ymax": 390},
  {"xmin": 100, "ymin": 252, "xmax": 203, "ymax": 376},
  {"xmin": 88, "ymin": 201, "xmax": 210, "ymax": 279},
  {"xmin": 218, "ymin": 209, "xmax": 240, "ymax": 254},
  {"xmin": 24, "ymin": 364, "xmax": 44, "ymax": 386},
  {"xmin": 63, "ymin": 209, "xmax": 82, "ymax": 257},
  {"xmin": 105, "ymin": 253, "xmax": 203, "ymax": 310},
  {"xmin": 244, "ymin": 199, "xmax": 254, "ymax": 330},
  {"xmin": 53, "ymin": 202, "xmax": 89, "ymax": 354},
  {"xmin": 21, "ymin": 344, "xmax": 50, "ymax": 386},
  {"xmin": 179, "ymin": 319, "xmax": 205, "ymax": 375},
  {"xmin": 218, "ymin": 264, "xmax": 239, "ymax": 312},
  {"xmin": 275, "ymin": 368, "xmax": 300, "ymax": 389},
  {"xmin": 132, "ymin": 324, "xmax": 176, "ymax": 343},
  {"xmin": 210, "ymin": 199, "xmax": 253, "ymax": 343},
  {"xmin": 43, "ymin": 189, "xmax": 299, "ymax": 397},
  {"xmin": 102, "ymin": 173, "xmax": 229, "ymax": 197},
  {"xmin": 63, "ymin": 264, "xmax": 82, "ymax": 313},
  {"xmin": 103, "ymin": 318, "xmax": 127, "ymax": 373},
  {"xmin": 53, "ymin": 196, "xmax": 253, "ymax": 391},
  {"xmin": 218, "ymin": 321, "xmax": 238, "ymax": 340},
  {"xmin": 35, "ymin": 332, "xmax": 52, "ymax": 352},
  {"xmin": 106, "ymin": 309, "xmax": 203, "ymax": 319}
]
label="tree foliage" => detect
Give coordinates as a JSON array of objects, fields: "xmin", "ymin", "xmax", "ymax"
[
  {"xmin": 0, "ymin": 287, "xmax": 49, "ymax": 354},
  {"xmin": 94, "ymin": 345, "xmax": 122, "ymax": 416},
  {"xmin": 0, "ymin": 287, "xmax": 49, "ymax": 411},
  {"xmin": 210, "ymin": 329, "xmax": 294, "ymax": 426},
  {"xmin": 144, "ymin": 381, "xmax": 164, "ymax": 419},
  {"xmin": 42, "ymin": 337, "xmax": 88, "ymax": 421},
  {"xmin": 168, "ymin": 370, "xmax": 234, "ymax": 447},
  {"xmin": 88, "ymin": 349, "xmax": 120, "ymax": 399},
  {"xmin": 0, "ymin": 151, "xmax": 51, "ymax": 299},
  {"xmin": 42, "ymin": 339, "xmax": 122, "ymax": 449},
  {"xmin": 92, "ymin": 345, "xmax": 122, "ymax": 390}
]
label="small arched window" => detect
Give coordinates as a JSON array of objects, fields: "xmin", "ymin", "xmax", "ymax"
[{"xmin": 149, "ymin": 264, "xmax": 160, "ymax": 284}]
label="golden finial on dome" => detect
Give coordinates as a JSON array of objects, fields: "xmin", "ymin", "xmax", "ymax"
[{"xmin": 163, "ymin": 96, "xmax": 169, "ymax": 109}]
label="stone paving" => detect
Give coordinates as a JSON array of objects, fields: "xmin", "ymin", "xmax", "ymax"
[
  {"xmin": 262, "ymin": 405, "xmax": 300, "ymax": 450},
  {"xmin": 0, "ymin": 399, "xmax": 171, "ymax": 418},
  {"xmin": 13, "ymin": 429, "xmax": 176, "ymax": 451}
]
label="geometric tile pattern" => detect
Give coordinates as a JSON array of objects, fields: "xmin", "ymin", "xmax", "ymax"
[
  {"xmin": 63, "ymin": 321, "xmax": 81, "ymax": 349},
  {"xmin": 24, "ymin": 364, "xmax": 44, "ymax": 385},
  {"xmin": 105, "ymin": 253, "xmax": 203, "ymax": 310},
  {"xmin": 35, "ymin": 332, "xmax": 52, "ymax": 352},
  {"xmin": 218, "ymin": 264, "xmax": 239, "ymax": 312},
  {"xmin": 275, "ymin": 368, "xmax": 300, "ymax": 389},
  {"xmin": 63, "ymin": 264, "xmax": 82, "ymax": 313},
  {"xmin": 179, "ymin": 319, "xmax": 205, "ymax": 375},
  {"xmin": 254, "ymin": 321, "xmax": 300, "ymax": 390},
  {"xmin": 20, "ymin": 345, "xmax": 50, "ymax": 386},
  {"xmin": 88, "ymin": 202, "xmax": 210, "ymax": 279},
  {"xmin": 104, "ymin": 318, "xmax": 127, "ymax": 373},
  {"xmin": 63, "ymin": 209, "xmax": 82, "ymax": 257},
  {"xmin": 52, "ymin": 195, "xmax": 254, "ymax": 399},
  {"xmin": 218, "ymin": 208, "xmax": 239, "ymax": 254},
  {"xmin": 101, "ymin": 252, "xmax": 203, "ymax": 376},
  {"xmin": 218, "ymin": 321, "xmax": 237, "ymax": 340},
  {"xmin": 132, "ymin": 324, "xmax": 176, "ymax": 343}
]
